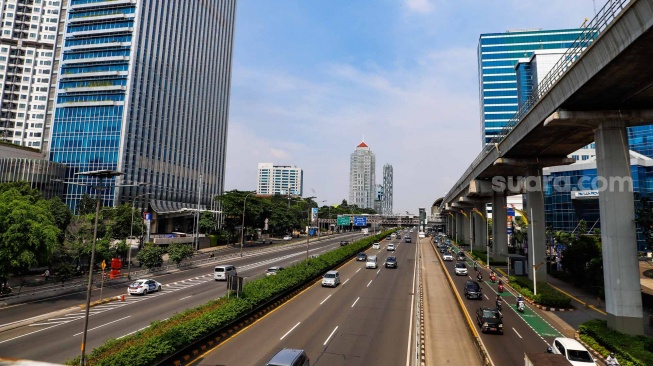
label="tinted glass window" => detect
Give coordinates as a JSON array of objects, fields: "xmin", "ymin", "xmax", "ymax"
[
  {"xmin": 215, "ymin": 268, "xmax": 225, "ymax": 272},
  {"xmin": 567, "ymin": 350, "xmax": 592, "ymax": 362}
]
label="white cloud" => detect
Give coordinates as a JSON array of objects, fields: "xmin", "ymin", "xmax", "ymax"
[{"xmin": 405, "ymin": 0, "xmax": 435, "ymax": 14}]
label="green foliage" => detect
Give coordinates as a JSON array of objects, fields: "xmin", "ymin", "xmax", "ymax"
[
  {"xmin": 167, "ymin": 243, "xmax": 194, "ymax": 265},
  {"xmin": 77, "ymin": 194, "xmax": 98, "ymax": 215},
  {"xmin": 55, "ymin": 262, "xmax": 75, "ymax": 283},
  {"xmin": 508, "ymin": 276, "xmax": 571, "ymax": 308},
  {"xmin": 47, "ymin": 197, "xmax": 73, "ymax": 243},
  {"xmin": 103, "ymin": 204, "xmax": 138, "ymax": 240},
  {"xmin": 579, "ymin": 319, "xmax": 653, "ymax": 366},
  {"xmin": 136, "ymin": 244, "xmax": 164, "ymax": 269},
  {"xmin": 71, "ymin": 230, "xmax": 395, "ymax": 365},
  {"xmin": 0, "ymin": 187, "xmax": 60, "ymax": 282},
  {"xmin": 561, "ymin": 234, "xmax": 604, "ymax": 297},
  {"xmin": 198, "ymin": 211, "xmax": 218, "ymax": 234}
]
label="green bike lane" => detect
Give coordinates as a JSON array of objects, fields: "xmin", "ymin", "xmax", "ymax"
[{"xmin": 449, "ymin": 243, "xmax": 563, "ymax": 341}]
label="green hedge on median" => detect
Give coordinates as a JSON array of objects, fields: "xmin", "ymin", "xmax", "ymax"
[
  {"xmin": 578, "ymin": 319, "xmax": 653, "ymax": 366},
  {"xmin": 67, "ymin": 230, "xmax": 395, "ymax": 366},
  {"xmin": 508, "ymin": 275, "xmax": 571, "ymax": 308}
]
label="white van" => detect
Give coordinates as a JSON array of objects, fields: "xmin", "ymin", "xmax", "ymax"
[
  {"xmin": 214, "ymin": 265, "xmax": 237, "ymax": 281},
  {"xmin": 366, "ymin": 255, "xmax": 378, "ymax": 269}
]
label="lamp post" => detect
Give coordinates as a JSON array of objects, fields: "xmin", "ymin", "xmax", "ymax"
[
  {"xmin": 240, "ymin": 192, "xmax": 256, "ymax": 257},
  {"xmin": 74, "ymin": 170, "xmax": 125, "ymax": 366},
  {"xmin": 128, "ymin": 191, "xmax": 151, "ymax": 279}
]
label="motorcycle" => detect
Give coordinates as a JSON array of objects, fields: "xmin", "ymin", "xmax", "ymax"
[
  {"xmin": 517, "ymin": 300, "xmax": 525, "ymax": 312},
  {"xmin": 498, "ymin": 282, "xmax": 504, "ymax": 293},
  {"xmin": 490, "ymin": 274, "xmax": 496, "ymax": 283},
  {"xmin": 496, "ymin": 298, "xmax": 502, "ymax": 311},
  {"xmin": 477, "ymin": 273, "xmax": 483, "ymax": 282}
]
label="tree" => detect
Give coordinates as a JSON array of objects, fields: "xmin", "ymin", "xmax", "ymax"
[
  {"xmin": 47, "ymin": 196, "xmax": 73, "ymax": 243},
  {"xmin": 199, "ymin": 211, "xmax": 218, "ymax": 234},
  {"xmin": 77, "ymin": 194, "xmax": 98, "ymax": 215},
  {"xmin": 0, "ymin": 188, "xmax": 60, "ymax": 287},
  {"xmin": 136, "ymin": 244, "xmax": 164, "ymax": 269},
  {"xmin": 167, "ymin": 243, "xmax": 194, "ymax": 265},
  {"xmin": 635, "ymin": 197, "xmax": 653, "ymax": 250},
  {"xmin": 103, "ymin": 204, "xmax": 137, "ymax": 240}
]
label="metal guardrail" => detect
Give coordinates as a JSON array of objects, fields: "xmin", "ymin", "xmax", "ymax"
[{"xmin": 443, "ymin": 0, "xmax": 632, "ymax": 203}]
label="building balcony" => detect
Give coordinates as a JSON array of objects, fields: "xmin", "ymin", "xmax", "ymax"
[
  {"xmin": 62, "ymin": 55, "xmax": 129, "ymax": 65},
  {"xmin": 55, "ymin": 100, "xmax": 123, "ymax": 108},
  {"xmin": 68, "ymin": 27, "xmax": 133, "ymax": 37},
  {"xmin": 70, "ymin": 0, "xmax": 136, "ymax": 10},
  {"xmin": 64, "ymin": 41, "xmax": 128, "ymax": 51},
  {"xmin": 60, "ymin": 70, "xmax": 127, "ymax": 79},
  {"xmin": 62, "ymin": 85, "xmax": 126, "ymax": 93},
  {"xmin": 68, "ymin": 13, "xmax": 132, "ymax": 24}
]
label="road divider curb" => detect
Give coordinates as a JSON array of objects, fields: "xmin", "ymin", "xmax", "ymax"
[
  {"xmin": 79, "ymin": 294, "xmax": 123, "ymax": 310},
  {"xmin": 496, "ymin": 269, "xmax": 576, "ymax": 313},
  {"xmin": 429, "ymin": 238, "xmax": 493, "ymax": 366}
]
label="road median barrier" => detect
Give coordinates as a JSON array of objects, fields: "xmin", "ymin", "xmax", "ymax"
[{"xmin": 428, "ymin": 238, "xmax": 493, "ymax": 366}]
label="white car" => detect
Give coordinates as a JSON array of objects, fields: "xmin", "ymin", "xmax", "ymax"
[
  {"xmin": 443, "ymin": 253, "xmax": 454, "ymax": 261},
  {"xmin": 548, "ymin": 337, "xmax": 597, "ymax": 366},
  {"xmin": 454, "ymin": 263, "xmax": 468, "ymax": 276},
  {"xmin": 128, "ymin": 279, "xmax": 162, "ymax": 295},
  {"xmin": 418, "ymin": 232, "xmax": 426, "ymax": 238},
  {"xmin": 372, "ymin": 243, "xmax": 380, "ymax": 249},
  {"xmin": 266, "ymin": 266, "xmax": 284, "ymax": 276},
  {"xmin": 387, "ymin": 243, "xmax": 395, "ymax": 251},
  {"xmin": 283, "ymin": 235, "xmax": 292, "ymax": 241},
  {"xmin": 322, "ymin": 270, "xmax": 340, "ymax": 287}
]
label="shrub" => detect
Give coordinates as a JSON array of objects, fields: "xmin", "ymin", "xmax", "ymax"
[
  {"xmin": 579, "ymin": 319, "xmax": 653, "ymax": 366},
  {"xmin": 508, "ymin": 276, "xmax": 571, "ymax": 308}
]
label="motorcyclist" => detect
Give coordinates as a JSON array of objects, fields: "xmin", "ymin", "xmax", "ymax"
[
  {"xmin": 473, "ymin": 261, "xmax": 478, "ymax": 271},
  {"xmin": 476, "ymin": 271, "xmax": 483, "ymax": 281},
  {"xmin": 605, "ymin": 352, "xmax": 620, "ymax": 366},
  {"xmin": 495, "ymin": 294, "xmax": 502, "ymax": 310}
]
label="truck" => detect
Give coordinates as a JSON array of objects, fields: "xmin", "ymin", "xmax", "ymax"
[
  {"xmin": 524, "ymin": 353, "xmax": 571, "ymax": 366},
  {"xmin": 362, "ymin": 228, "xmax": 369, "ymax": 235}
]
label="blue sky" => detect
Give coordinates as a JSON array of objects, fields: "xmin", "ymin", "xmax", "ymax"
[{"xmin": 224, "ymin": 0, "xmax": 601, "ymax": 214}]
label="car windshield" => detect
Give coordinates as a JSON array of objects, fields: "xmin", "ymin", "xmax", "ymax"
[
  {"xmin": 387, "ymin": 257, "xmax": 396, "ymax": 261},
  {"xmin": 267, "ymin": 268, "xmax": 278, "ymax": 272},
  {"xmin": 455, "ymin": 263, "xmax": 465, "ymax": 268},
  {"xmin": 567, "ymin": 350, "xmax": 593, "ymax": 362},
  {"xmin": 358, "ymin": 253, "xmax": 365, "ymax": 256},
  {"xmin": 325, "ymin": 273, "xmax": 336, "ymax": 278},
  {"xmin": 483, "ymin": 310, "xmax": 499, "ymax": 318}
]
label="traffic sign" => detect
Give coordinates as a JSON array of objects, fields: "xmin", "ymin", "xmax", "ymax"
[
  {"xmin": 337, "ymin": 216, "xmax": 350, "ymax": 225},
  {"xmin": 353, "ymin": 216, "xmax": 367, "ymax": 227},
  {"xmin": 101, "ymin": 260, "xmax": 106, "ymax": 270}
]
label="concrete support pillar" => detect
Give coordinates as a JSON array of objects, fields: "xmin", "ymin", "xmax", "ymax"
[
  {"xmin": 492, "ymin": 192, "xmax": 508, "ymax": 260},
  {"xmin": 525, "ymin": 165, "xmax": 547, "ymax": 283},
  {"xmin": 461, "ymin": 209, "xmax": 470, "ymax": 245},
  {"xmin": 474, "ymin": 202, "xmax": 487, "ymax": 252},
  {"xmin": 456, "ymin": 212, "xmax": 463, "ymax": 244},
  {"xmin": 595, "ymin": 121, "xmax": 643, "ymax": 335}
]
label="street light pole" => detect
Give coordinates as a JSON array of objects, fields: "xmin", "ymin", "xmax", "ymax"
[
  {"xmin": 240, "ymin": 192, "xmax": 255, "ymax": 257},
  {"xmin": 128, "ymin": 191, "xmax": 151, "ymax": 280}
]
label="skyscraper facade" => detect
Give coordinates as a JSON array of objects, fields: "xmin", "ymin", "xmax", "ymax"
[
  {"xmin": 47, "ymin": 0, "xmax": 237, "ymax": 212},
  {"xmin": 349, "ymin": 141, "xmax": 375, "ymax": 209},
  {"xmin": 478, "ymin": 28, "xmax": 586, "ymax": 145},
  {"xmin": 0, "ymin": 0, "xmax": 63, "ymax": 148},
  {"xmin": 257, "ymin": 163, "xmax": 303, "ymax": 197},
  {"xmin": 382, "ymin": 163, "xmax": 393, "ymax": 215}
]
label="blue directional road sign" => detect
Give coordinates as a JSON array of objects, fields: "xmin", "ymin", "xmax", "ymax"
[{"xmin": 353, "ymin": 216, "xmax": 367, "ymax": 227}]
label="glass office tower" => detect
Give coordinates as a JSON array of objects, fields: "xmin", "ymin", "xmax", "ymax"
[
  {"xmin": 478, "ymin": 28, "xmax": 586, "ymax": 145},
  {"xmin": 48, "ymin": 0, "xmax": 237, "ymax": 212}
]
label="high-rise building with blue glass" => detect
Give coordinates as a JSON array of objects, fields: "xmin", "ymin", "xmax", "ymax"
[
  {"xmin": 47, "ymin": 0, "xmax": 237, "ymax": 215},
  {"xmin": 478, "ymin": 28, "xmax": 586, "ymax": 145}
]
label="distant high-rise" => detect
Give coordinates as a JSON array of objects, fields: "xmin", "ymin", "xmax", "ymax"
[
  {"xmin": 47, "ymin": 0, "xmax": 237, "ymax": 212},
  {"xmin": 257, "ymin": 163, "xmax": 303, "ymax": 196},
  {"xmin": 382, "ymin": 164, "xmax": 393, "ymax": 215},
  {"xmin": 478, "ymin": 28, "xmax": 586, "ymax": 145},
  {"xmin": 349, "ymin": 141, "xmax": 375, "ymax": 209},
  {"xmin": 0, "ymin": 0, "xmax": 63, "ymax": 148}
]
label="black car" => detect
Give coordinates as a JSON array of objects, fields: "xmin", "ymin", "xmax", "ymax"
[
  {"xmin": 405, "ymin": 237, "xmax": 412, "ymax": 243},
  {"xmin": 476, "ymin": 307, "xmax": 503, "ymax": 334},
  {"xmin": 439, "ymin": 246, "xmax": 447, "ymax": 253},
  {"xmin": 385, "ymin": 256, "xmax": 397, "ymax": 268},
  {"xmin": 340, "ymin": 241, "xmax": 350, "ymax": 246},
  {"xmin": 356, "ymin": 252, "xmax": 367, "ymax": 261},
  {"xmin": 457, "ymin": 253, "xmax": 465, "ymax": 261},
  {"xmin": 464, "ymin": 280, "xmax": 483, "ymax": 299}
]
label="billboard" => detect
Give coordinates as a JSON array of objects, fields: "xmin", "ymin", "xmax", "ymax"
[
  {"xmin": 353, "ymin": 216, "xmax": 367, "ymax": 227},
  {"xmin": 311, "ymin": 207, "xmax": 318, "ymax": 222}
]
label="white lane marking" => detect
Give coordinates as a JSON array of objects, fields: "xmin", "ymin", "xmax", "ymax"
[
  {"xmin": 351, "ymin": 297, "xmax": 360, "ymax": 308},
  {"xmin": 320, "ymin": 295, "xmax": 332, "ymax": 305},
  {"xmin": 73, "ymin": 316, "xmax": 131, "ymax": 336},
  {"xmin": 343, "ymin": 278, "xmax": 350, "ymax": 285},
  {"xmin": 179, "ymin": 295, "xmax": 192, "ymax": 301},
  {"xmin": 280, "ymin": 322, "xmax": 301, "ymax": 340},
  {"xmin": 117, "ymin": 325, "xmax": 149, "ymax": 339},
  {"xmin": 405, "ymin": 231, "xmax": 419, "ymax": 366},
  {"xmin": 356, "ymin": 268, "xmax": 361, "ymax": 273},
  {"xmin": 484, "ymin": 294, "xmax": 489, "ymax": 300},
  {"xmin": 0, "ymin": 324, "xmax": 60, "ymax": 345},
  {"xmin": 376, "ymin": 269, "xmax": 381, "ymax": 274},
  {"xmin": 367, "ymin": 280, "xmax": 373, "ymax": 287},
  {"xmin": 291, "ymin": 260, "xmax": 298, "ymax": 263},
  {"xmin": 324, "ymin": 326, "xmax": 338, "ymax": 345},
  {"xmin": 513, "ymin": 328, "xmax": 523, "ymax": 338}
]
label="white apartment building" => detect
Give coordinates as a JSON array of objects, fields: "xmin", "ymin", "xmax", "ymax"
[
  {"xmin": 0, "ymin": 0, "xmax": 63, "ymax": 148},
  {"xmin": 349, "ymin": 141, "xmax": 375, "ymax": 209},
  {"xmin": 257, "ymin": 163, "xmax": 303, "ymax": 196}
]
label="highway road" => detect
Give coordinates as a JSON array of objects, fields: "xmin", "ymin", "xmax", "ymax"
[
  {"xmin": 0, "ymin": 233, "xmax": 362, "ymax": 363},
  {"xmin": 192, "ymin": 232, "xmax": 418, "ymax": 366},
  {"xmin": 436, "ymin": 242, "xmax": 563, "ymax": 366}
]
